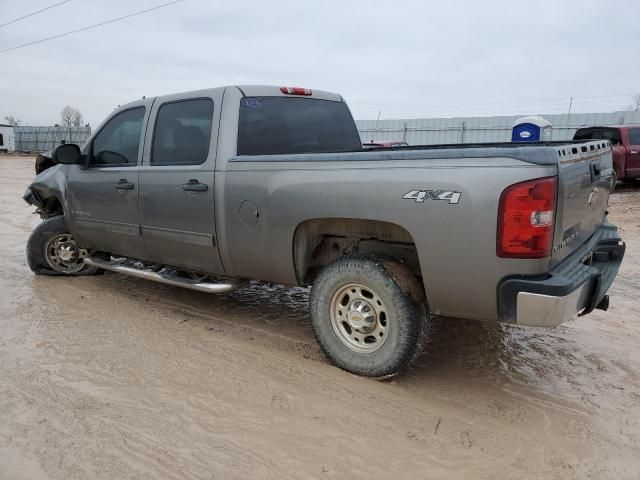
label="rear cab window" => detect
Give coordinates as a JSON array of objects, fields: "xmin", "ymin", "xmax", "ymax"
[
  {"xmin": 237, "ymin": 97, "xmax": 362, "ymax": 155},
  {"xmin": 574, "ymin": 127, "xmax": 621, "ymax": 145},
  {"xmin": 573, "ymin": 128, "xmax": 597, "ymax": 140},
  {"xmin": 601, "ymin": 128, "xmax": 622, "ymax": 144}
]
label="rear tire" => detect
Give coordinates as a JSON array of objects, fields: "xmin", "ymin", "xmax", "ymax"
[
  {"xmin": 26, "ymin": 215, "xmax": 101, "ymax": 276},
  {"xmin": 309, "ymin": 255, "xmax": 428, "ymax": 378}
]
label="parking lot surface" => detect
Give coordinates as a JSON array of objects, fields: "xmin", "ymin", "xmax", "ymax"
[{"xmin": 1, "ymin": 154, "xmax": 639, "ymax": 479}]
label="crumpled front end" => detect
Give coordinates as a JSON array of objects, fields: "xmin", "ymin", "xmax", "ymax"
[{"xmin": 22, "ymin": 161, "xmax": 67, "ymax": 218}]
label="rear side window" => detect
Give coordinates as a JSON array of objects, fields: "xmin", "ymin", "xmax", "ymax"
[
  {"xmin": 629, "ymin": 128, "xmax": 640, "ymax": 145},
  {"xmin": 237, "ymin": 97, "xmax": 362, "ymax": 156},
  {"xmin": 151, "ymin": 98, "xmax": 214, "ymax": 165},
  {"xmin": 91, "ymin": 107, "xmax": 145, "ymax": 166}
]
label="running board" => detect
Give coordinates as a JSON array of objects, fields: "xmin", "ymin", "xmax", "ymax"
[{"xmin": 83, "ymin": 256, "xmax": 246, "ymax": 294}]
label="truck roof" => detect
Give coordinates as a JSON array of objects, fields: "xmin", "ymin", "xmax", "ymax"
[{"xmin": 118, "ymin": 85, "xmax": 344, "ymax": 110}]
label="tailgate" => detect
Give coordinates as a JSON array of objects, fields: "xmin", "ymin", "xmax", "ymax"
[{"xmin": 551, "ymin": 140, "xmax": 615, "ymax": 266}]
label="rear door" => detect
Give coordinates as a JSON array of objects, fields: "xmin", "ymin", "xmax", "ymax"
[
  {"xmin": 625, "ymin": 127, "xmax": 640, "ymax": 176},
  {"xmin": 139, "ymin": 91, "xmax": 224, "ymax": 274},
  {"xmin": 67, "ymin": 102, "xmax": 152, "ymax": 259}
]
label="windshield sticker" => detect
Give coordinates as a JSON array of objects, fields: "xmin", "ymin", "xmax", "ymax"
[{"xmin": 244, "ymin": 98, "xmax": 261, "ymax": 108}]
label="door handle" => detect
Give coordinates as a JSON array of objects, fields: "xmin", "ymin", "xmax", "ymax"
[
  {"xmin": 631, "ymin": 150, "xmax": 639, "ymax": 154},
  {"xmin": 182, "ymin": 179, "xmax": 208, "ymax": 192},
  {"xmin": 114, "ymin": 179, "xmax": 134, "ymax": 190}
]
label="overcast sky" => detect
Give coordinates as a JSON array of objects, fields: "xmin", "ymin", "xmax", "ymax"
[{"xmin": 1, "ymin": 0, "xmax": 639, "ymax": 127}]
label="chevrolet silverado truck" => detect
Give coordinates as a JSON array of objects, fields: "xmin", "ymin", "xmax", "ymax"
[
  {"xmin": 574, "ymin": 125, "xmax": 640, "ymax": 182},
  {"xmin": 23, "ymin": 85, "xmax": 625, "ymax": 377}
]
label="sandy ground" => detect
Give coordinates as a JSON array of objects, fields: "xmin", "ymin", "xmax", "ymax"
[{"xmin": 0, "ymin": 154, "xmax": 639, "ymax": 480}]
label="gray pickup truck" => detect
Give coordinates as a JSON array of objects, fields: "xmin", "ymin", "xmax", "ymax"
[{"xmin": 23, "ymin": 85, "xmax": 625, "ymax": 377}]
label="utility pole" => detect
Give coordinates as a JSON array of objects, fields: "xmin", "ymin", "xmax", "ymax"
[{"xmin": 374, "ymin": 109, "xmax": 382, "ymax": 138}]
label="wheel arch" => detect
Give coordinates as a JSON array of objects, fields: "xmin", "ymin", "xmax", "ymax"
[
  {"xmin": 39, "ymin": 194, "xmax": 64, "ymax": 217},
  {"xmin": 292, "ymin": 217, "xmax": 428, "ymax": 300}
]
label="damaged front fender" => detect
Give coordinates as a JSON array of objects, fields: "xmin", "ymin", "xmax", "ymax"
[{"xmin": 23, "ymin": 162, "xmax": 69, "ymax": 218}]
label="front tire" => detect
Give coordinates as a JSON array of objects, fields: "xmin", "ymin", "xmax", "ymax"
[
  {"xmin": 309, "ymin": 255, "xmax": 428, "ymax": 378},
  {"xmin": 26, "ymin": 215, "xmax": 100, "ymax": 276}
]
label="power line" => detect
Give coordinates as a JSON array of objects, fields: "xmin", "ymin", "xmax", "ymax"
[
  {"xmin": 0, "ymin": 0, "xmax": 72, "ymax": 29},
  {"xmin": 0, "ymin": 0, "xmax": 184, "ymax": 54}
]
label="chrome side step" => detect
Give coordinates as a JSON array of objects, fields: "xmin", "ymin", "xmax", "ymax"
[{"xmin": 83, "ymin": 256, "xmax": 246, "ymax": 294}]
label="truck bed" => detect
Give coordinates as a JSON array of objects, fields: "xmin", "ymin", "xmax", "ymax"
[{"xmin": 232, "ymin": 140, "xmax": 611, "ymax": 167}]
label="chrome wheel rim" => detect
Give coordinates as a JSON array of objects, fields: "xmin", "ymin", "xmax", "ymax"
[
  {"xmin": 44, "ymin": 233, "xmax": 88, "ymax": 273},
  {"xmin": 329, "ymin": 283, "xmax": 389, "ymax": 353}
]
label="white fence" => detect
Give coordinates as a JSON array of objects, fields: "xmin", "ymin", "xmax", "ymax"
[{"xmin": 356, "ymin": 111, "xmax": 640, "ymax": 145}]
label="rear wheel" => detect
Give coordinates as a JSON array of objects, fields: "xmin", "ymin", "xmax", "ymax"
[
  {"xmin": 27, "ymin": 215, "xmax": 100, "ymax": 276},
  {"xmin": 309, "ymin": 255, "xmax": 428, "ymax": 378}
]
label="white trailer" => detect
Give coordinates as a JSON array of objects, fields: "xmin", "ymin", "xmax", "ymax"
[{"xmin": 0, "ymin": 124, "xmax": 15, "ymax": 152}]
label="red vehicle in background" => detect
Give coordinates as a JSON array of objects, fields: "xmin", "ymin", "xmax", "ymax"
[
  {"xmin": 362, "ymin": 140, "xmax": 409, "ymax": 149},
  {"xmin": 573, "ymin": 126, "xmax": 640, "ymax": 182}
]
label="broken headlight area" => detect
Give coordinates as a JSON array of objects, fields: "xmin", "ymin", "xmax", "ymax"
[{"xmin": 23, "ymin": 186, "xmax": 43, "ymax": 208}]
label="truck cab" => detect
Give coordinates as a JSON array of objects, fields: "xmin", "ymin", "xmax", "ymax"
[{"xmin": 574, "ymin": 126, "xmax": 640, "ymax": 181}]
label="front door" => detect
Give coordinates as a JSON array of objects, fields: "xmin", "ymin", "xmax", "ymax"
[
  {"xmin": 139, "ymin": 94, "xmax": 224, "ymax": 274},
  {"xmin": 67, "ymin": 103, "xmax": 150, "ymax": 259},
  {"xmin": 626, "ymin": 127, "xmax": 640, "ymax": 176}
]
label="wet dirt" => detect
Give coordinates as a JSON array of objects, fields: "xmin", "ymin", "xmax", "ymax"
[{"xmin": 1, "ymin": 154, "xmax": 639, "ymax": 479}]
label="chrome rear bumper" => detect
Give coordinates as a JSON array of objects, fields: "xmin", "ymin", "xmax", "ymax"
[{"xmin": 499, "ymin": 223, "xmax": 625, "ymax": 327}]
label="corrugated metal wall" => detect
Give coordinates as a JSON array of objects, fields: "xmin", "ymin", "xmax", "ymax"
[
  {"xmin": 15, "ymin": 126, "xmax": 92, "ymax": 152},
  {"xmin": 356, "ymin": 111, "xmax": 640, "ymax": 145}
]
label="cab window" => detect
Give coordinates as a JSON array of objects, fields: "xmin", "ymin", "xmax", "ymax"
[
  {"xmin": 601, "ymin": 128, "xmax": 621, "ymax": 145},
  {"xmin": 628, "ymin": 128, "xmax": 640, "ymax": 145},
  {"xmin": 90, "ymin": 107, "xmax": 145, "ymax": 166},
  {"xmin": 151, "ymin": 98, "xmax": 214, "ymax": 166}
]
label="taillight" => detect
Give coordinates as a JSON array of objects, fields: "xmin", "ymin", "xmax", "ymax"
[
  {"xmin": 280, "ymin": 86, "xmax": 312, "ymax": 96},
  {"xmin": 497, "ymin": 176, "xmax": 557, "ymax": 258}
]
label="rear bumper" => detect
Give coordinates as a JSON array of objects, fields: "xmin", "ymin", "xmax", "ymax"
[{"xmin": 498, "ymin": 223, "xmax": 625, "ymax": 327}]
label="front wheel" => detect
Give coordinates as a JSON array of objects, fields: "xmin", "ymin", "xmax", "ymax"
[
  {"xmin": 309, "ymin": 255, "xmax": 428, "ymax": 378},
  {"xmin": 26, "ymin": 215, "xmax": 101, "ymax": 276}
]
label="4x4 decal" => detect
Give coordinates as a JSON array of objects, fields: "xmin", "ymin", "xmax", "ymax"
[{"xmin": 402, "ymin": 189, "xmax": 461, "ymax": 205}]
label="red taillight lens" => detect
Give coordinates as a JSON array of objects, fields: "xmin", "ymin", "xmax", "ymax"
[
  {"xmin": 497, "ymin": 176, "xmax": 557, "ymax": 258},
  {"xmin": 280, "ymin": 86, "xmax": 312, "ymax": 96}
]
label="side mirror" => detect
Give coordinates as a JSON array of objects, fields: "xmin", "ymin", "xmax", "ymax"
[{"xmin": 51, "ymin": 143, "xmax": 81, "ymax": 165}]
